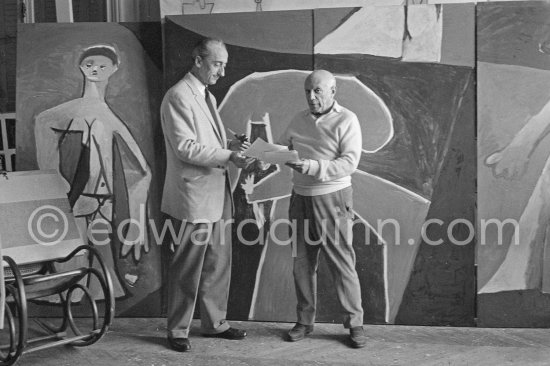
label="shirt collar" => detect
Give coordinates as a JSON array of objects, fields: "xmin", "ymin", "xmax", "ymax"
[
  {"xmin": 307, "ymin": 100, "xmax": 342, "ymax": 119},
  {"xmin": 188, "ymin": 72, "xmax": 207, "ymax": 96},
  {"xmin": 331, "ymin": 101, "xmax": 343, "ymax": 113}
]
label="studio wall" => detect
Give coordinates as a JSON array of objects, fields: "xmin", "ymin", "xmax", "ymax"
[
  {"xmin": 14, "ymin": 2, "xmax": 550, "ymax": 328},
  {"xmin": 159, "ymin": 0, "xmax": 532, "ymax": 18}
]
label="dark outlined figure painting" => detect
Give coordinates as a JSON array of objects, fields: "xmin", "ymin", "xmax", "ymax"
[
  {"xmin": 477, "ymin": 2, "xmax": 550, "ymax": 327},
  {"xmin": 33, "ymin": 44, "xmax": 151, "ymax": 299},
  {"xmin": 17, "ymin": 23, "xmax": 164, "ymax": 315},
  {"xmin": 164, "ymin": 6, "xmax": 475, "ymax": 325}
]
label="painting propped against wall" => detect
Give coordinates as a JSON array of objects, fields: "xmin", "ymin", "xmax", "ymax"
[
  {"xmin": 16, "ymin": 22, "xmax": 164, "ymax": 316},
  {"xmin": 165, "ymin": 5, "xmax": 474, "ymax": 325},
  {"xmin": 477, "ymin": 2, "xmax": 550, "ymax": 327},
  {"xmin": 315, "ymin": 5, "xmax": 475, "ymax": 325}
]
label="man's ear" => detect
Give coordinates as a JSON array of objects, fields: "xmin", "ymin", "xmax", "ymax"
[{"xmin": 194, "ymin": 55, "xmax": 202, "ymax": 68}]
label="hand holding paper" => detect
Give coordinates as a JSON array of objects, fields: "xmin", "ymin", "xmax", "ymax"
[
  {"xmin": 286, "ymin": 159, "xmax": 309, "ymax": 174},
  {"xmin": 227, "ymin": 128, "xmax": 251, "ymax": 151}
]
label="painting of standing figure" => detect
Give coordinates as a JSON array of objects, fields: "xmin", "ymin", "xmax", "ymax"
[
  {"xmin": 33, "ymin": 44, "xmax": 151, "ymax": 299},
  {"xmin": 16, "ymin": 22, "xmax": 164, "ymax": 315},
  {"xmin": 477, "ymin": 2, "xmax": 550, "ymax": 327}
]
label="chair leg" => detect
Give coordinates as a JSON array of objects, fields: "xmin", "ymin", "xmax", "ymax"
[
  {"xmin": 0, "ymin": 247, "xmax": 115, "ymax": 362},
  {"xmin": 1, "ymin": 256, "xmax": 29, "ymax": 366}
]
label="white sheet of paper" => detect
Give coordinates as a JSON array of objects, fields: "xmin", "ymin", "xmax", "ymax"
[
  {"xmin": 262, "ymin": 150, "xmax": 300, "ymax": 164},
  {"xmin": 244, "ymin": 138, "xmax": 285, "ymax": 156},
  {"xmin": 243, "ymin": 138, "xmax": 299, "ymax": 164}
]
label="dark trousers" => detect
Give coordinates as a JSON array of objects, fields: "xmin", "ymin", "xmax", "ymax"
[
  {"xmin": 167, "ymin": 192, "xmax": 232, "ymax": 338},
  {"xmin": 290, "ymin": 186, "xmax": 364, "ymax": 328}
]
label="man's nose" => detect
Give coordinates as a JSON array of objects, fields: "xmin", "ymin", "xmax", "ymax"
[
  {"xmin": 306, "ymin": 91, "xmax": 315, "ymax": 100},
  {"xmin": 219, "ymin": 66, "xmax": 225, "ymax": 77}
]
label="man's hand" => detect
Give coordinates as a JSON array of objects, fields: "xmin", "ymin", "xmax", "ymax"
[
  {"xmin": 485, "ymin": 144, "xmax": 530, "ymax": 180},
  {"xmin": 230, "ymin": 151, "xmax": 255, "ymax": 169},
  {"xmin": 228, "ymin": 138, "xmax": 251, "ymax": 152},
  {"xmin": 257, "ymin": 160, "xmax": 271, "ymax": 171},
  {"xmin": 286, "ymin": 158, "xmax": 310, "ymax": 174}
]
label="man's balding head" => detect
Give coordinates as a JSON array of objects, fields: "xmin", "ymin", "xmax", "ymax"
[
  {"xmin": 191, "ymin": 37, "xmax": 228, "ymax": 86},
  {"xmin": 304, "ymin": 70, "xmax": 336, "ymax": 115}
]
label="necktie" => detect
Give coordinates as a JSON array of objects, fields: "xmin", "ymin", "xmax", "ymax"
[
  {"xmin": 205, "ymin": 88, "xmax": 222, "ymax": 140},
  {"xmin": 204, "ymin": 88, "xmax": 218, "ymax": 120}
]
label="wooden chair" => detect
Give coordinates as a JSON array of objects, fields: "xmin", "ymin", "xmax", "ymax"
[{"xmin": 0, "ymin": 170, "xmax": 114, "ymax": 365}]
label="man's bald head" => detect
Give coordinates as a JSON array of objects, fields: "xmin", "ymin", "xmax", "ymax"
[
  {"xmin": 306, "ymin": 70, "xmax": 336, "ymax": 89},
  {"xmin": 304, "ymin": 70, "xmax": 336, "ymax": 115}
]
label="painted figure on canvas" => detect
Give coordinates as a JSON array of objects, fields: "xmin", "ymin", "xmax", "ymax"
[
  {"xmin": 481, "ymin": 37, "xmax": 550, "ymax": 294},
  {"xmin": 34, "ymin": 44, "xmax": 152, "ymax": 299}
]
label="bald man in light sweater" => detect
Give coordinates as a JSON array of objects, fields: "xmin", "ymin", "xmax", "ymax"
[{"xmin": 281, "ymin": 70, "xmax": 367, "ymax": 349}]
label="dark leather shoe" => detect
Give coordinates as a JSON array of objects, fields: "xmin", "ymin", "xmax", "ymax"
[
  {"xmin": 203, "ymin": 327, "xmax": 247, "ymax": 340},
  {"xmin": 287, "ymin": 323, "xmax": 313, "ymax": 342},
  {"xmin": 168, "ymin": 337, "xmax": 191, "ymax": 352},
  {"xmin": 349, "ymin": 326, "xmax": 367, "ymax": 348}
]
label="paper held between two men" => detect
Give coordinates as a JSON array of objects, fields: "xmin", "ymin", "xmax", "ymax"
[{"xmin": 243, "ymin": 138, "xmax": 299, "ymax": 164}]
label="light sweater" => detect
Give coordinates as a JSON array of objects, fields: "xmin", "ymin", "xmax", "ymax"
[{"xmin": 280, "ymin": 101, "xmax": 362, "ymax": 196}]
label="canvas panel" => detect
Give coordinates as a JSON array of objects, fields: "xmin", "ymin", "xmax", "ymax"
[
  {"xmin": 16, "ymin": 22, "xmax": 164, "ymax": 316},
  {"xmin": 476, "ymin": 2, "xmax": 550, "ymax": 327}
]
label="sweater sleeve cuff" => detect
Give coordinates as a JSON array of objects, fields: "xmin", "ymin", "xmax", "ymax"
[
  {"xmin": 315, "ymin": 159, "xmax": 329, "ymax": 181},
  {"xmin": 306, "ymin": 159, "xmax": 320, "ymax": 176}
]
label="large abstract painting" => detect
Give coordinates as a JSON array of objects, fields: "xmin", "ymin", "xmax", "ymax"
[
  {"xmin": 165, "ymin": 5, "xmax": 475, "ymax": 325},
  {"xmin": 477, "ymin": 2, "xmax": 550, "ymax": 327},
  {"xmin": 16, "ymin": 22, "xmax": 164, "ymax": 316},
  {"xmin": 315, "ymin": 5, "xmax": 475, "ymax": 325},
  {"xmin": 13, "ymin": 4, "xmax": 476, "ymax": 323}
]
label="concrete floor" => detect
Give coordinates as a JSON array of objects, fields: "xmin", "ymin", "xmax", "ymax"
[{"xmin": 12, "ymin": 318, "xmax": 550, "ymax": 366}]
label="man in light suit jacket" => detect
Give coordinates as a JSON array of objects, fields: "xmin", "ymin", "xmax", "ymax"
[{"xmin": 160, "ymin": 38, "xmax": 252, "ymax": 352}]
